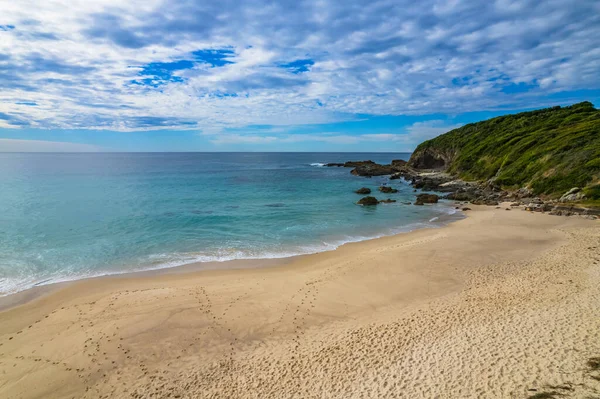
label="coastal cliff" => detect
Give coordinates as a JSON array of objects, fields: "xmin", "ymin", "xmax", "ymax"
[{"xmin": 407, "ymin": 101, "xmax": 600, "ymax": 202}]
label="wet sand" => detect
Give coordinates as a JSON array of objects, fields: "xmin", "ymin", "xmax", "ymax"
[{"xmin": 0, "ymin": 205, "xmax": 599, "ymax": 398}]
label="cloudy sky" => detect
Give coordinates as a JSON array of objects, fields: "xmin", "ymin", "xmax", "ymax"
[{"xmin": 0, "ymin": 0, "xmax": 599, "ymax": 152}]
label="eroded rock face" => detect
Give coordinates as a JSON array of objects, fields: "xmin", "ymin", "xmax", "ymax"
[
  {"xmin": 357, "ymin": 196, "xmax": 379, "ymax": 206},
  {"xmin": 408, "ymin": 148, "xmax": 454, "ymax": 170},
  {"xmin": 355, "ymin": 187, "xmax": 371, "ymax": 194}
]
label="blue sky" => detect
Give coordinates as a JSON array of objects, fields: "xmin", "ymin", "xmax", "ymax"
[{"xmin": 0, "ymin": 0, "xmax": 599, "ymax": 152}]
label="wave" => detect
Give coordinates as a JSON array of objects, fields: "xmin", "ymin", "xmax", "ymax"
[
  {"xmin": 310, "ymin": 162, "xmax": 326, "ymax": 167},
  {"xmin": 0, "ymin": 206, "xmax": 463, "ymax": 298}
]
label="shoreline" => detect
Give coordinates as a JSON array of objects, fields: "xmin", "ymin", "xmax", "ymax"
[
  {"xmin": 0, "ymin": 205, "xmax": 462, "ymax": 311},
  {"xmin": 1, "ymin": 205, "xmax": 599, "ymax": 398}
]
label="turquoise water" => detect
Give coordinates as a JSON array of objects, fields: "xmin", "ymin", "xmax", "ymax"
[{"xmin": 0, "ymin": 153, "xmax": 459, "ymax": 295}]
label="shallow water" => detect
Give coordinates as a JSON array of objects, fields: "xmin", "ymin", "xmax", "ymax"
[{"xmin": 0, "ymin": 152, "xmax": 459, "ymax": 295}]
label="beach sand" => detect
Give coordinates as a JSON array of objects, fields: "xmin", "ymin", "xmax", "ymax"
[{"xmin": 1, "ymin": 205, "xmax": 599, "ymax": 398}]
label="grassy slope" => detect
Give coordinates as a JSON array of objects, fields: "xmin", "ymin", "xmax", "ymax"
[{"xmin": 411, "ymin": 101, "xmax": 600, "ymax": 199}]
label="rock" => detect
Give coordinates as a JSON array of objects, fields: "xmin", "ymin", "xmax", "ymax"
[
  {"xmin": 560, "ymin": 187, "xmax": 586, "ymax": 202},
  {"xmin": 515, "ymin": 187, "xmax": 534, "ymax": 199},
  {"xmin": 391, "ymin": 159, "xmax": 408, "ymax": 167},
  {"xmin": 357, "ymin": 196, "xmax": 379, "ymax": 206},
  {"xmin": 408, "ymin": 148, "xmax": 454, "ymax": 170},
  {"xmin": 564, "ymin": 187, "xmax": 581, "ymax": 196},
  {"xmin": 402, "ymin": 201, "xmax": 412, "ymax": 205},
  {"xmin": 548, "ymin": 205, "xmax": 600, "ymax": 217},
  {"xmin": 325, "ymin": 160, "xmax": 377, "ymax": 168},
  {"xmin": 414, "ymin": 193, "xmax": 439, "ymax": 205},
  {"xmin": 379, "ymin": 186, "xmax": 398, "ymax": 193},
  {"xmin": 411, "ymin": 173, "xmax": 454, "ymax": 191},
  {"xmin": 379, "ymin": 199, "xmax": 397, "ymax": 204},
  {"xmin": 344, "ymin": 160, "xmax": 376, "ymax": 168},
  {"xmin": 462, "ymin": 207, "xmax": 472, "ymax": 211},
  {"xmin": 470, "ymin": 199, "xmax": 499, "ymax": 206},
  {"xmin": 505, "ymin": 208, "xmax": 511, "ymax": 211},
  {"xmin": 355, "ymin": 187, "xmax": 371, "ymax": 194},
  {"xmin": 351, "ymin": 164, "xmax": 396, "ymax": 177},
  {"xmin": 510, "ymin": 202, "xmax": 521, "ymax": 207},
  {"xmin": 445, "ymin": 191, "xmax": 477, "ymax": 201}
]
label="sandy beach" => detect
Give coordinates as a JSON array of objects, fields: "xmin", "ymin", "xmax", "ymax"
[{"xmin": 1, "ymin": 205, "xmax": 599, "ymax": 398}]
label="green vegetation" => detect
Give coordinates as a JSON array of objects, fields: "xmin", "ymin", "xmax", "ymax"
[{"xmin": 410, "ymin": 102, "xmax": 600, "ymax": 198}]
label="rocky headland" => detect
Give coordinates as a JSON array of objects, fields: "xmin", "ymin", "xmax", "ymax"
[{"xmin": 331, "ymin": 102, "xmax": 600, "ymax": 218}]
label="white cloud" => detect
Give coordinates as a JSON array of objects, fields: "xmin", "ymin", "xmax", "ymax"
[
  {"xmin": 0, "ymin": 0, "xmax": 598, "ymax": 132},
  {"xmin": 0, "ymin": 138, "xmax": 102, "ymax": 152},
  {"xmin": 208, "ymin": 121, "xmax": 460, "ymax": 149}
]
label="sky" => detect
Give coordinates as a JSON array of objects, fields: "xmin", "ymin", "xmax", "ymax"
[{"xmin": 0, "ymin": 0, "xmax": 599, "ymax": 152}]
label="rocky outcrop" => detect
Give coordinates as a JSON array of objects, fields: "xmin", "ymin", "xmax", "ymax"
[
  {"xmin": 391, "ymin": 159, "xmax": 408, "ymax": 167},
  {"xmin": 378, "ymin": 186, "xmax": 398, "ymax": 193},
  {"xmin": 559, "ymin": 187, "xmax": 586, "ymax": 202},
  {"xmin": 350, "ymin": 163, "xmax": 397, "ymax": 177},
  {"xmin": 357, "ymin": 196, "xmax": 379, "ymax": 206},
  {"xmin": 407, "ymin": 147, "xmax": 455, "ymax": 170},
  {"xmin": 414, "ymin": 194, "xmax": 439, "ymax": 205},
  {"xmin": 327, "ymin": 159, "xmax": 410, "ymax": 177},
  {"xmin": 379, "ymin": 199, "xmax": 397, "ymax": 204},
  {"xmin": 329, "ymin": 158, "xmax": 597, "ymax": 218},
  {"xmin": 327, "ymin": 160, "xmax": 380, "ymax": 168}
]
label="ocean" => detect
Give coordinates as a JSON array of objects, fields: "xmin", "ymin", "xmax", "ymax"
[{"xmin": 0, "ymin": 152, "xmax": 460, "ymax": 295}]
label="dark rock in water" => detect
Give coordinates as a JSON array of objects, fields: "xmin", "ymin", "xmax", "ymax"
[
  {"xmin": 265, "ymin": 203, "xmax": 285, "ymax": 207},
  {"xmin": 351, "ymin": 164, "xmax": 396, "ymax": 177},
  {"xmin": 344, "ymin": 160, "xmax": 376, "ymax": 168},
  {"xmin": 379, "ymin": 199, "xmax": 397, "ymax": 204},
  {"xmin": 414, "ymin": 193, "xmax": 439, "ymax": 205},
  {"xmin": 325, "ymin": 163, "xmax": 345, "ymax": 167},
  {"xmin": 355, "ymin": 187, "xmax": 371, "ymax": 194},
  {"xmin": 402, "ymin": 201, "xmax": 412, "ymax": 205},
  {"xmin": 357, "ymin": 196, "xmax": 379, "ymax": 206},
  {"xmin": 378, "ymin": 186, "xmax": 398, "ymax": 193},
  {"xmin": 462, "ymin": 207, "xmax": 472, "ymax": 211}
]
